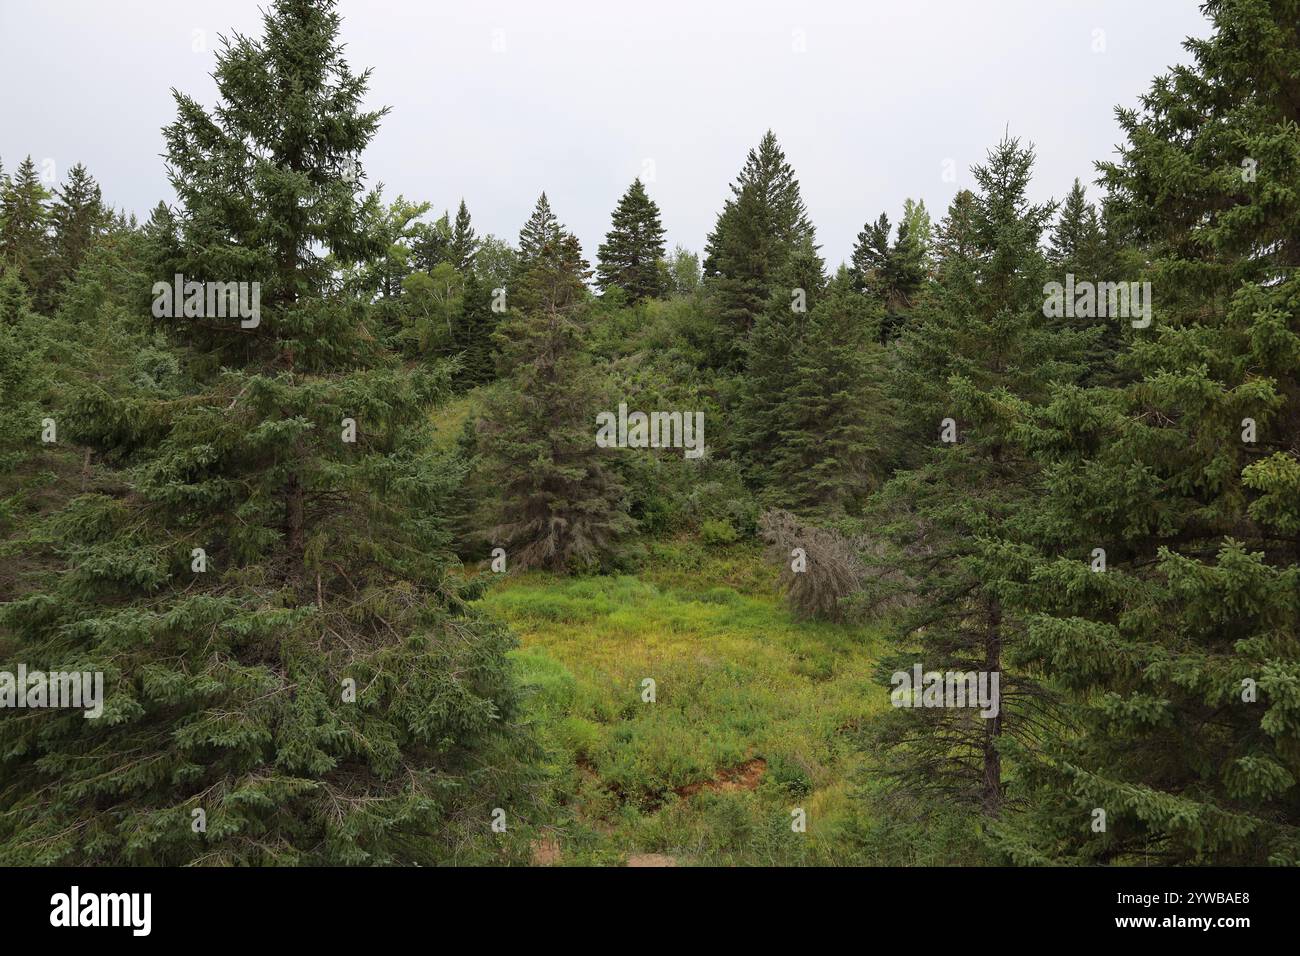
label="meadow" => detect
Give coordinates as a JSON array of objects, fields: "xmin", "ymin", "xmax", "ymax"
[{"xmin": 478, "ymin": 540, "xmax": 985, "ymax": 866}]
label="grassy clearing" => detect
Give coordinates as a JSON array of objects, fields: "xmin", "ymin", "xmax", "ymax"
[
  {"xmin": 477, "ymin": 537, "xmax": 910, "ymax": 865},
  {"xmin": 429, "ymin": 389, "xmax": 479, "ymax": 450}
]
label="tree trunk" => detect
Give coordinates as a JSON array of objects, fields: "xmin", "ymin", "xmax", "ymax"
[
  {"xmin": 285, "ymin": 470, "xmax": 305, "ymax": 577},
  {"xmin": 982, "ymin": 596, "xmax": 1004, "ymax": 816}
]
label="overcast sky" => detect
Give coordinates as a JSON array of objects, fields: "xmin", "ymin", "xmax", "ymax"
[{"xmin": 0, "ymin": 0, "xmax": 1212, "ymax": 267}]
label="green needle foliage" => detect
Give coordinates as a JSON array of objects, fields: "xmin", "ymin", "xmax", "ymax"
[
  {"xmin": 0, "ymin": 0, "xmax": 535, "ymax": 866},
  {"xmin": 477, "ymin": 231, "xmax": 634, "ymax": 572},
  {"xmin": 596, "ymin": 179, "xmax": 668, "ymax": 303},
  {"xmin": 995, "ymin": 0, "xmax": 1300, "ymax": 866}
]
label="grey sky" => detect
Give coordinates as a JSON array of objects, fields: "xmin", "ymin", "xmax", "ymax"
[{"xmin": 0, "ymin": 0, "xmax": 1211, "ymax": 267}]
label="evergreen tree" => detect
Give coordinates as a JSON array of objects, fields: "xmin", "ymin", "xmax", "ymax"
[
  {"xmin": 0, "ymin": 0, "xmax": 534, "ymax": 865},
  {"xmin": 0, "ymin": 157, "xmax": 50, "ymax": 298},
  {"xmin": 733, "ymin": 238, "xmax": 826, "ymax": 487},
  {"xmin": 453, "ymin": 271, "xmax": 499, "ymax": 387},
  {"xmin": 703, "ymin": 131, "xmax": 816, "ymax": 360},
  {"xmin": 997, "ymin": 0, "xmax": 1300, "ymax": 865},
  {"xmin": 870, "ymin": 138, "xmax": 1090, "ymax": 814},
  {"xmin": 448, "ymin": 199, "xmax": 478, "ymax": 274},
  {"xmin": 477, "ymin": 232, "xmax": 633, "ymax": 570},
  {"xmin": 851, "ymin": 205, "xmax": 929, "ymax": 344},
  {"xmin": 596, "ymin": 178, "xmax": 667, "ymax": 302},
  {"xmin": 0, "ymin": 268, "xmax": 48, "ymax": 488},
  {"xmin": 411, "ymin": 211, "xmax": 451, "ymax": 274},
  {"xmin": 1045, "ymin": 178, "xmax": 1125, "ymax": 383},
  {"xmin": 1048, "ymin": 179, "xmax": 1103, "ymax": 273},
  {"xmin": 767, "ymin": 267, "xmax": 893, "ymax": 514},
  {"xmin": 46, "ymin": 162, "xmax": 106, "ymax": 302},
  {"xmin": 516, "ymin": 192, "xmax": 563, "ymax": 273}
]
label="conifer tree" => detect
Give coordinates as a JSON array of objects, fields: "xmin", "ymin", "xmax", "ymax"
[
  {"xmin": 46, "ymin": 162, "xmax": 106, "ymax": 301},
  {"xmin": 411, "ymin": 211, "xmax": 451, "ymax": 274},
  {"xmin": 703, "ymin": 131, "xmax": 816, "ymax": 359},
  {"xmin": 870, "ymin": 139, "xmax": 1090, "ymax": 814},
  {"xmin": 596, "ymin": 178, "xmax": 667, "ymax": 302},
  {"xmin": 851, "ymin": 204, "xmax": 929, "ymax": 344},
  {"xmin": 1044, "ymin": 178, "xmax": 1124, "ymax": 382},
  {"xmin": 733, "ymin": 238, "xmax": 826, "ymax": 487},
  {"xmin": 0, "ymin": 268, "xmax": 47, "ymax": 486},
  {"xmin": 1048, "ymin": 179, "xmax": 1103, "ymax": 273},
  {"xmin": 0, "ymin": 156, "xmax": 50, "ymax": 298},
  {"xmin": 767, "ymin": 267, "xmax": 893, "ymax": 514},
  {"xmin": 0, "ymin": 0, "xmax": 534, "ymax": 865},
  {"xmin": 477, "ymin": 232, "xmax": 633, "ymax": 570},
  {"xmin": 516, "ymin": 192, "xmax": 563, "ymax": 273},
  {"xmin": 997, "ymin": 0, "xmax": 1300, "ymax": 865},
  {"xmin": 448, "ymin": 199, "xmax": 478, "ymax": 274},
  {"xmin": 452, "ymin": 270, "xmax": 499, "ymax": 387}
]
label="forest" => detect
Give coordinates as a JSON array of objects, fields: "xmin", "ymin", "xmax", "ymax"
[{"xmin": 0, "ymin": 0, "xmax": 1297, "ymax": 869}]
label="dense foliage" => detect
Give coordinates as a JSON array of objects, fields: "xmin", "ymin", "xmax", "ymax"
[{"xmin": 1, "ymin": 0, "xmax": 1294, "ymax": 867}]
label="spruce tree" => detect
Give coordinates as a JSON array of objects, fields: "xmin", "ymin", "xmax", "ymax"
[
  {"xmin": 516, "ymin": 192, "xmax": 563, "ymax": 273},
  {"xmin": 411, "ymin": 211, "xmax": 451, "ymax": 274},
  {"xmin": 0, "ymin": 0, "xmax": 534, "ymax": 865},
  {"xmin": 46, "ymin": 162, "xmax": 106, "ymax": 302},
  {"xmin": 851, "ymin": 206, "xmax": 929, "ymax": 344},
  {"xmin": 452, "ymin": 270, "xmax": 499, "ymax": 387},
  {"xmin": 733, "ymin": 238, "xmax": 826, "ymax": 488},
  {"xmin": 870, "ymin": 138, "xmax": 1090, "ymax": 814},
  {"xmin": 596, "ymin": 178, "xmax": 668, "ymax": 303},
  {"xmin": 1048, "ymin": 179, "xmax": 1102, "ymax": 273},
  {"xmin": 0, "ymin": 157, "xmax": 50, "ymax": 299},
  {"xmin": 448, "ymin": 199, "xmax": 478, "ymax": 274},
  {"xmin": 0, "ymin": 268, "xmax": 48, "ymax": 491},
  {"xmin": 997, "ymin": 0, "xmax": 1300, "ymax": 865},
  {"xmin": 703, "ymin": 131, "xmax": 816, "ymax": 360},
  {"xmin": 476, "ymin": 231, "xmax": 633, "ymax": 570},
  {"xmin": 767, "ymin": 267, "xmax": 892, "ymax": 515}
]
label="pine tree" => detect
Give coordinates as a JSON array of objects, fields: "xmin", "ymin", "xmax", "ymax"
[
  {"xmin": 703, "ymin": 131, "xmax": 816, "ymax": 361},
  {"xmin": 996, "ymin": 0, "xmax": 1300, "ymax": 865},
  {"xmin": 596, "ymin": 179, "xmax": 667, "ymax": 303},
  {"xmin": 448, "ymin": 199, "xmax": 478, "ymax": 274},
  {"xmin": 0, "ymin": 157, "xmax": 50, "ymax": 298},
  {"xmin": 0, "ymin": 0, "xmax": 534, "ymax": 865},
  {"xmin": 477, "ymin": 231, "xmax": 633, "ymax": 570},
  {"xmin": 870, "ymin": 138, "xmax": 1090, "ymax": 814}
]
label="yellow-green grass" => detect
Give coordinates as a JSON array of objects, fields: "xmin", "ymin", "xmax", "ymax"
[
  {"xmin": 476, "ymin": 538, "xmax": 896, "ymax": 866},
  {"xmin": 428, "ymin": 389, "xmax": 479, "ymax": 450}
]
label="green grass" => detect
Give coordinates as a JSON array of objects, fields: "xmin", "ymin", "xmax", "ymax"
[
  {"xmin": 428, "ymin": 389, "xmax": 479, "ymax": 450},
  {"xmin": 477, "ymin": 538, "xmax": 908, "ymax": 866}
]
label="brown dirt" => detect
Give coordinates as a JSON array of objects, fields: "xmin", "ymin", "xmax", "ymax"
[
  {"xmin": 674, "ymin": 757, "xmax": 767, "ymax": 798},
  {"xmin": 626, "ymin": 853, "xmax": 677, "ymax": 867},
  {"xmin": 530, "ymin": 837, "xmax": 562, "ymax": 866}
]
